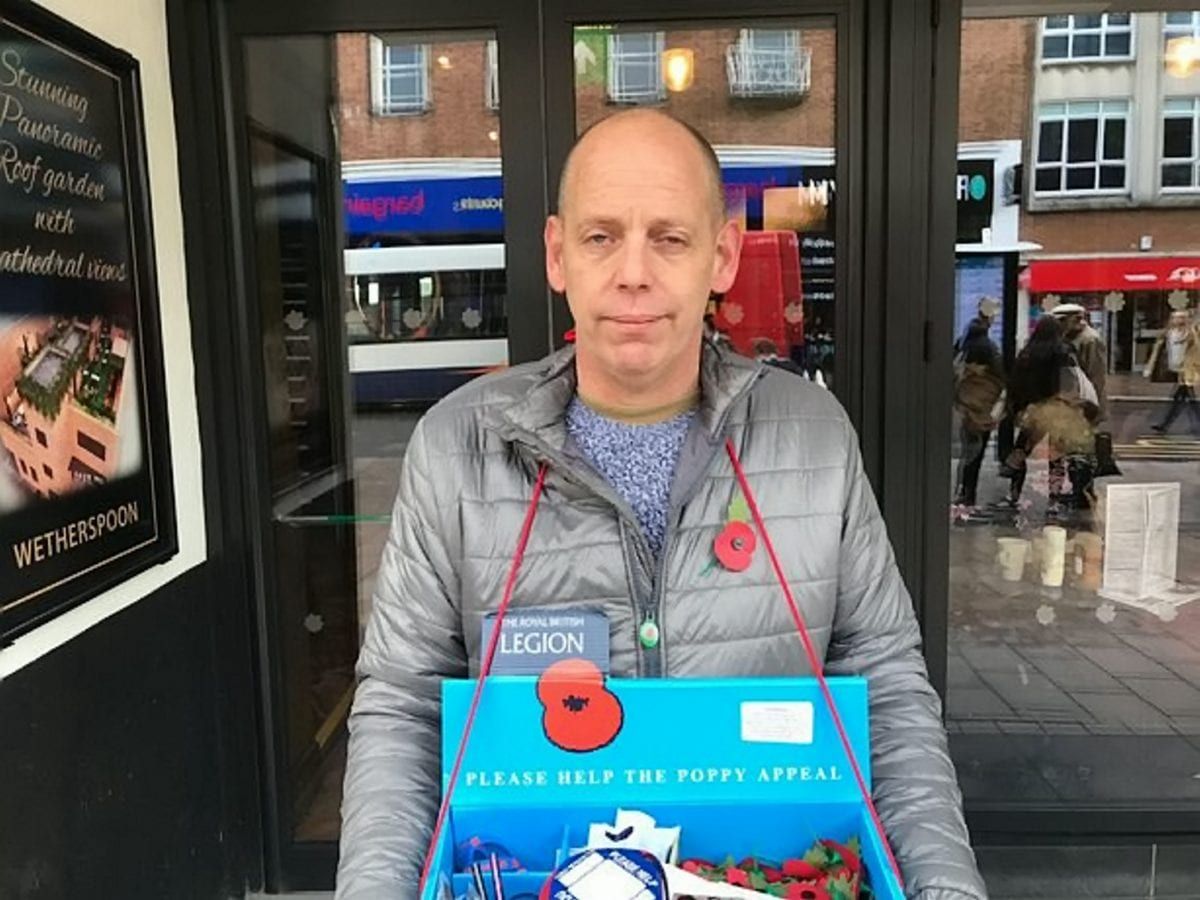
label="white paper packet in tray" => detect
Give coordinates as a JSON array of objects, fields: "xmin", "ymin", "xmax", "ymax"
[
  {"xmin": 661, "ymin": 862, "xmax": 775, "ymax": 898},
  {"xmin": 580, "ymin": 809, "xmax": 681, "ymax": 863}
]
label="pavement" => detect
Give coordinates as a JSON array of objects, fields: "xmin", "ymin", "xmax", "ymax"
[{"xmin": 946, "ymin": 390, "xmax": 1200, "ymax": 810}]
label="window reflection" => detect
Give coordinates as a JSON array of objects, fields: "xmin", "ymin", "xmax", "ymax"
[
  {"xmin": 949, "ymin": 12, "xmax": 1200, "ymax": 809},
  {"xmin": 575, "ymin": 20, "xmax": 838, "ymax": 386}
]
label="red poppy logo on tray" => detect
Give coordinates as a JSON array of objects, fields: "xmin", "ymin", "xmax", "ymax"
[{"xmin": 536, "ymin": 658, "xmax": 624, "ymax": 752}]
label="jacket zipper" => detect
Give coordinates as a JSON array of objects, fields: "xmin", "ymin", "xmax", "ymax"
[
  {"xmin": 618, "ymin": 518, "xmax": 660, "ymax": 677},
  {"xmin": 508, "ymin": 439, "xmax": 660, "ymax": 676},
  {"xmin": 650, "ymin": 372, "xmax": 766, "ymax": 677},
  {"xmin": 651, "ymin": 433, "xmax": 725, "ymax": 677}
]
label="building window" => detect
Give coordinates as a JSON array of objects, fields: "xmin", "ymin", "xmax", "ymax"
[
  {"xmin": 485, "ymin": 39, "xmax": 500, "ymax": 111},
  {"xmin": 1163, "ymin": 97, "xmax": 1200, "ymax": 191},
  {"xmin": 606, "ymin": 31, "xmax": 665, "ymax": 104},
  {"xmin": 77, "ymin": 429, "xmax": 106, "ymax": 461},
  {"xmin": 43, "ymin": 464, "xmax": 52, "ymax": 479},
  {"xmin": 372, "ymin": 39, "xmax": 430, "ymax": 115},
  {"xmin": 35, "ymin": 427, "xmax": 47, "ymax": 447},
  {"xmin": 1164, "ymin": 10, "xmax": 1200, "ymax": 45},
  {"xmin": 726, "ymin": 29, "xmax": 812, "ymax": 99},
  {"xmin": 1042, "ymin": 13, "xmax": 1134, "ymax": 62},
  {"xmin": 18, "ymin": 457, "xmax": 27, "ymax": 475},
  {"xmin": 30, "ymin": 467, "xmax": 37, "ymax": 483},
  {"xmin": 1035, "ymin": 100, "xmax": 1130, "ymax": 195}
]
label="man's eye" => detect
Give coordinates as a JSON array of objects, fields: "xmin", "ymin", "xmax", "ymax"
[
  {"xmin": 659, "ymin": 234, "xmax": 688, "ymax": 247},
  {"xmin": 585, "ymin": 233, "xmax": 610, "ymax": 245}
]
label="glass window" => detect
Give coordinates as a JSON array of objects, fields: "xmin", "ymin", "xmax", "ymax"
[
  {"xmin": 579, "ymin": 19, "xmax": 838, "ymax": 387},
  {"xmin": 485, "ymin": 38, "xmax": 500, "ymax": 111},
  {"xmin": 1162, "ymin": 97, "xmax": 1200, "ymax": 191},
  {"xmin": 376, "ymin": 41, "xmax": 429, "ymax": 115},
  {"xmin": 1163, "ymin": 10, "xmax": 1200, "ymax": 44},
  {"xmin": 1042, "ymin": 13, "xmax": 1136, "ymax": 62},
  {"xmin": 606, "ymin": 31, "xmax": 666, "ymax": 103},
  {"xmin": 950, "ymin": 12, "xmax": 1200, "ymax": 820},
  {"xmin": 1035, "ymin": 100, "xmax": 1129, "ymax": 195},
  {"xmin": 727, "ymin": 29, "xmax": 812, "ymax": 99}
]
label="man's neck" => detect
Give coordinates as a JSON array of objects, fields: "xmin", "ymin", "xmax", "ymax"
[
  {"xmin": 577, "ymin": 388, "xmax": 699, "ymax": 425},
  {"xmin": 574, "ymin": 347, "xmax": 701, "ymax": 425}
]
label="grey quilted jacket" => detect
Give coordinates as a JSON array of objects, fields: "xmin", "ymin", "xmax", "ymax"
[{"xmin": 337, "ymin": 341, "xmax": 987, "ymax": 900}]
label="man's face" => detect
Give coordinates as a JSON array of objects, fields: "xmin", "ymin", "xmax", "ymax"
[
  {"xmin": 1170, "ymin": 311, "xmax": 1190, "ymax": 330},
  {"xmin": 544, "ymin": 118, "xmax": 742, "ymax": 387},
  {"xmin": 1061, "ymin": 312, "xmax": 1084, "ymax": 337}
]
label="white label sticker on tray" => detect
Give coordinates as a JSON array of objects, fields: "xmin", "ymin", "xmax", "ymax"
[{"xmin": 740, "ymin": 701, "xmax": 814, "ymax": 745}]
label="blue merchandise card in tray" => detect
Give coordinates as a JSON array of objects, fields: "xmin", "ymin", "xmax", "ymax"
[{"xmin": 422, "ymin": 674, "xmax": 905, "ymax": 899}]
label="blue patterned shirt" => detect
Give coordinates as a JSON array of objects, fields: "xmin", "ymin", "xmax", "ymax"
[{"xmin": 565, "ymin": 397, "xmax": 696, "ymax": 558}]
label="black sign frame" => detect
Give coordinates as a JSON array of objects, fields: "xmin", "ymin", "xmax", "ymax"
[{"xmin": 0, "ymin": 0, "xmax": 177, "ymax": 641}]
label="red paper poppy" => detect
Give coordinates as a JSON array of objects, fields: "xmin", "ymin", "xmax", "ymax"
[
  {"xmin": 714, "ymin": 521, "xmax": 756, "ymax": 571},
  {"xmin": 781, "ymin": 859, "xmax": 824, "ymax": 879},
  {"xmin": 725, "ymin": 867, "xmax": 751, "ymax": 887},
  {"xmin": 820, "ymin": 839, "xmax": 861, "ymax": 874}
]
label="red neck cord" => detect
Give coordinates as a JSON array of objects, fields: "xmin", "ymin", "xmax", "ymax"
[
  {"xmin": 416, "ymin": 463, "xmax": 548, "ymax": 897},
  {"xmin": 723, "ymin": 437, "xmax": 905, "ymax": 891}
]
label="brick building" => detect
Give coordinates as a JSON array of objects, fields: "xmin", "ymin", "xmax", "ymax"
[
  {"xmin": 335, "ymin": 26, "xmax": 836, "ymax": 161},
  {"xmin": 957, "ymin": 14, "xmax": 1200, "ymax": 373}
]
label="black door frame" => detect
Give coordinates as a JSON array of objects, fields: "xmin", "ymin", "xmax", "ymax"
[
  {"xmin": 166, "ymin": 0, "xmax": 1037, "ymax": 891},
  {"xmin": 923, "ymin": 0, "xmax": 1200, "ymax": 843}
]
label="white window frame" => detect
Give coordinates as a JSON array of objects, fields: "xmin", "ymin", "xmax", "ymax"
[
  {"xmin": 1162, "ymin": 97, "xmax": 1200, "ymax": 193},
  {"xmin": 1034, "ymin": 99, "xmax": 1131, "ymax": 197},
  {"xmin": 606, "ymin": 31, "xmax": 666, "ymax": 104},
  {"xmin": 1164, "ymin": 10, "xmax": 1200, "ymax": 45},
  {"xmin": 1041, "ymin": 13, "xmax": 1135, "ymax": 64},
  {"xmin": 485, "ymin": 39, "xmax": 500, "ymax": 111},
  {"xmin": 726, "ymin": 28, "xmax": 812, "ymax": 98},
  {"xmin": 371, "ymin": 39, "xmax": 431, "ymax": 116}
]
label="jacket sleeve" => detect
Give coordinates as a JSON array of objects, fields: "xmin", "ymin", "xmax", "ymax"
[
  {"xmin": 823, "ymin": 420, "xmax": 989, "ymax": 900},
  {"xmin": 336, "ymin": 421, "xmax": 466, "ymax": 899}
]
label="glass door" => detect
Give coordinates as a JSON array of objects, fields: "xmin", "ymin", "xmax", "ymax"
[{"xmin": 226, "ymin": 4, "xmax": 548, "ymax": 889}]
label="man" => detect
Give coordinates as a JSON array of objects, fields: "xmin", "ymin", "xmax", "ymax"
[
  {"xmin": 953, "ymin": 296, "xmax": 1000, "ymax": 356},
  {"xmin": 1049, "ymin": 303, "xmax": 1106, "ymax": 419},
  {"xmin": 336, "ymin": 110, "xmax": 986, "ymax": 900},
  {"xmin": 1048, "ymin": 302, "xmax": 1115, "ymax": 501},
  {"xmin": 1146, "ymin": 308, "xmax": 1200, "ymax": 434}
]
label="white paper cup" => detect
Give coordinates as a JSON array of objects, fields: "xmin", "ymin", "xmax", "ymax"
[
  {"xmin": 1040, "ymin": 526, "xmax": 1068, "ymax": 587},
  {"xmin": 997, "ymin": 538, "xmax": 1030, "ymax": 582}
]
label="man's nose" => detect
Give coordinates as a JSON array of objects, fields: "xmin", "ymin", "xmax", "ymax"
[{"xmin": 615, "ymin": 235, "xmax": 651, "ymax": 294}]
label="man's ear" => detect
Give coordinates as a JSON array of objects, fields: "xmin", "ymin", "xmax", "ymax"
[
  {"xmin": 545, "ymin": 215, "xmax": 567, "ymax": 293},
  {"xmin": 710, "ymin": 218, "xmax": 743, "ymax": 295}
]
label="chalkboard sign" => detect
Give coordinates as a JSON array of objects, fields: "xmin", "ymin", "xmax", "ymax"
[{"xmin": 0, "ymin": 0, "xmax": 176, "ymax": 640}]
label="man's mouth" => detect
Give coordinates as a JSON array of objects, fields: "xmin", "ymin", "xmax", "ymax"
[{"xmin": 606, "ymin": 315, "xmax": 663, "ymax": 325}]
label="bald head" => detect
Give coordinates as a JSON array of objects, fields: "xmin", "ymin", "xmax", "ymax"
[{"xmin": 557, "ymin": 110, "xmax": 726, "ymax": 227}]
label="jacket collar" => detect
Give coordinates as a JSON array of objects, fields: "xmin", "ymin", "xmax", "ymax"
[{"xmin": 490, "ymin": 339, "xmax": 764, "ymax": 455}]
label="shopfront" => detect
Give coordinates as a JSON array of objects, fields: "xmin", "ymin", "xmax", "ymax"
[{"xmin": 1, "ymin": 0, "xmax": 1198, "ymax": 897}]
